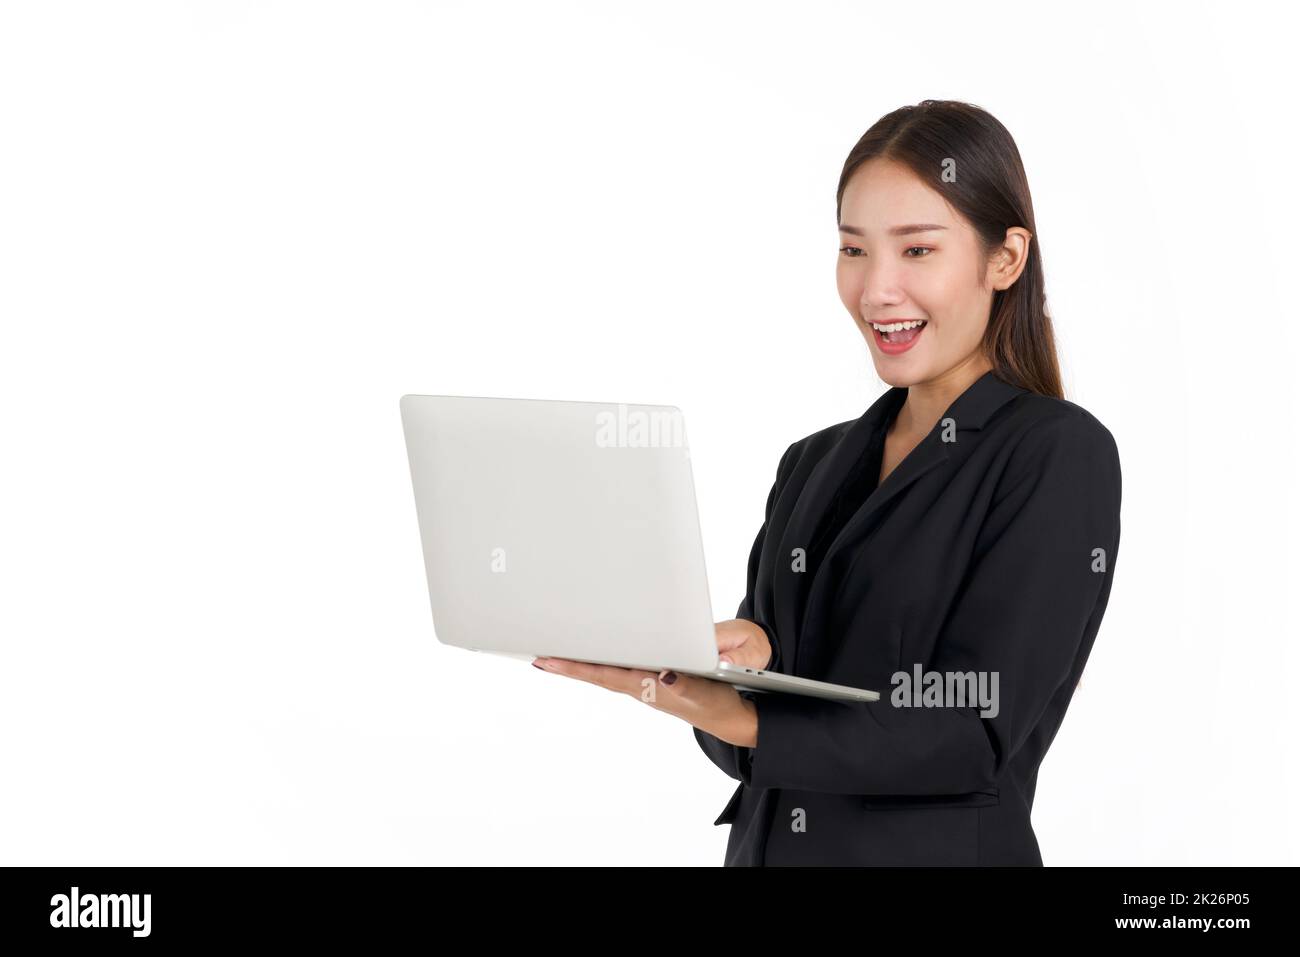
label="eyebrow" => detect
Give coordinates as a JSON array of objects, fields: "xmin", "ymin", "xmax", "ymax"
[{"xmin": 838, "ymin": 223, "xmax": 949, "ymax": 237}]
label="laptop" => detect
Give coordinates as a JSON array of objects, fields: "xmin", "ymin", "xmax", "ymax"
[{"xmin": 399, "ymin": 394, "xmax": 879, "ymax": 703}]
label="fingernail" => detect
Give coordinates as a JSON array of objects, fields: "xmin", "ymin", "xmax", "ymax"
[
  {"xmin": 661, "ymin": 671, "xmax": 678, "ymax": 685},
  {"xmin": 532, "ymin": 661, "xmax": 545, "ymax": 669}
]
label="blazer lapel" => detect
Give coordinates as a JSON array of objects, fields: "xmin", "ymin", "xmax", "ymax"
[
  {"xmin": 770, "ymin": 385, "xmax": 906, "ymax": 664},
  {"xmin": 773, "ymin": 370, "xmax": 1027, "ymax": 676}
]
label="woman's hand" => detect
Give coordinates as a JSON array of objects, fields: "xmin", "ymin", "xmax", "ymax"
[
  {"xmin": 531, "ymin": 620, "xmax": 767, "ymax": 747},
  {"xmin": 714, "ymin": 618, "xmax": 773, "ymax": 670}
]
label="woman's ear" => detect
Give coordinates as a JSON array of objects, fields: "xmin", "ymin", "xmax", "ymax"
[{"xmin": 989, "ymin": 227, "xmax": 1032, "ymax": 291}]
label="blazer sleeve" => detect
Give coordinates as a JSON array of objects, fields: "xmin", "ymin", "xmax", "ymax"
[
  {"xmin": 740, "ymin": 413, "xmax": 1122, "ymax": 796},
  {"xmin": 693, "ymin": 441, "xmax": 795, "ymax": 781}
]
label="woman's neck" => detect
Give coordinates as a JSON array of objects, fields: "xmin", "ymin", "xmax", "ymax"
[{"xmin": 893, "ymin": 353, "xmax": 994, "ymax": 439}]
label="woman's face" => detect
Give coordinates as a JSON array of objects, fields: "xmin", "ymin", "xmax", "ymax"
[{"xmin": 836, "ymin": 157, "xmax": 1000, "ymax": 389}]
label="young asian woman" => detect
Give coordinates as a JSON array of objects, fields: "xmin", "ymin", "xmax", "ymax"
[{"xmin": 533, "ymin": 99, "xmax": 1121, "ymax": 867}]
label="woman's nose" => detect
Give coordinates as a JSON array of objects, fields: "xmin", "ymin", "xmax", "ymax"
[{"xmin": 858, "ymin": 265, "xmax": 905, "ymax": 308}]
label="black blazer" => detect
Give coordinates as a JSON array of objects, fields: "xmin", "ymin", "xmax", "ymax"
[{"xmin": 694, "ymin": 370, "xmax": 1122, "ymax": 866}]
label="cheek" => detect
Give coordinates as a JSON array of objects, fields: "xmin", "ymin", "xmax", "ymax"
[
  {"xmin": 913, "ymin": 265, "xmax": 958, "ymax": 306},
  {"xmin": 918, "ymin": 268, "xmax": 981, "ymax": 332},
  {"xmin": 836, "ymin": 264, "xmax": 859, "ymax": 304}
]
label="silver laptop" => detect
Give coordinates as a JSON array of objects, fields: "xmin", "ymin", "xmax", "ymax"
[{"xmin": 399, "ymin": 394, "xmax": 879, "ymax": 703}]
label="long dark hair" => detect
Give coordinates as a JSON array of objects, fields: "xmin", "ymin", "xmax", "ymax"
[{"xmin": 836, "ymin": 100, "xmax": 1063, "ymax": 399}]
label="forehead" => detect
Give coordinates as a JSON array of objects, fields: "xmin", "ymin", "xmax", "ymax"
[{"xmin": 840, "ymin": 158, "xmax": 954, "ymax": 228}]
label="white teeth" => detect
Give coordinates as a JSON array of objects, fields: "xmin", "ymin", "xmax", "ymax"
[{"xmin": 870, "ymin": 320, "xmax": 926, "ymax": 332}]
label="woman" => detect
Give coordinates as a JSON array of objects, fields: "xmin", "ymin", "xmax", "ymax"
[{"xmin": 532, "ymin": 99, "xmax": 1122, "ymax": 866}]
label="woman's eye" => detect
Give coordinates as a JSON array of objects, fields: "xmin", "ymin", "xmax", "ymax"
[{"xmin": 840, "ymin": 245, "xmax": 931, "ymax": 259}]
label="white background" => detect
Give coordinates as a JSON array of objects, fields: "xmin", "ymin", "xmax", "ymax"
[{"xmin": 2, "ymin": 1, "xmax": 1296, "ymax": 865}]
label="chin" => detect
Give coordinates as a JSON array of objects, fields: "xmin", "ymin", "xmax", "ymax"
[
  {"xmin": 866, "ymin": 350, "xmax": 930, "ymax": 389},
  {"xmin": 874, "ymin": 368, "xmax": 925, "ymax": 389}
]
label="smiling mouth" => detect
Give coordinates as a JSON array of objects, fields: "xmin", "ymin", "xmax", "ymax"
[{"xmin": 869, "ymin": 319, "xmax": 928, "ymax": 345}]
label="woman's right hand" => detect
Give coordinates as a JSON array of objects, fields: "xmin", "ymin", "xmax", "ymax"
[{"xmin": 715, "ymin": 618, "xmax": 773, "ymax": 671}]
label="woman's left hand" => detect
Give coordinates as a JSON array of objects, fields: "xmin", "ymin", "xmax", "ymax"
[{"xmin": 531, "ymin": 657, "xmax": 758, "ymax": 748}]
